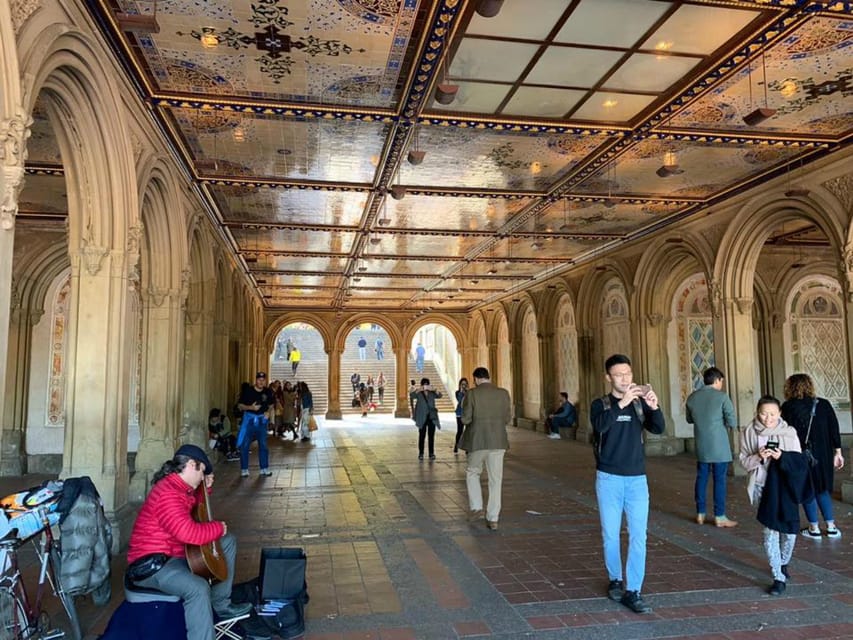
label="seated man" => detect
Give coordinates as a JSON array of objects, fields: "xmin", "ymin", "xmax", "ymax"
[
  {"xmin": 546, "ymin": 392, "xmax": 576, "ymax": 440},
  {"xmin": 208, "ymin": 409, "xmax": 238, "ymax": 461},
  {"xmin": 126, "ymin": 445, "xmax": 251, "ymax": 640}
]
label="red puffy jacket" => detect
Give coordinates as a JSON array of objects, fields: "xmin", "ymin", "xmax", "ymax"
[{"xmin": 127, "ymin": 473, "xmax": 224, "ymax": 564}]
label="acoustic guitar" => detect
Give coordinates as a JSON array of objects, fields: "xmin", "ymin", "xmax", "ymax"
[{"xmin": 185, "ymin": 486, "xmax": 228, "ymax": 582}]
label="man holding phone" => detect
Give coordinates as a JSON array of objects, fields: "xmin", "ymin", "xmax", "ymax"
[
  {"xmin": 413, "ymin": 377, "xmax": 442, "ymax": 460},
  {"xmin": 590, "ymin": 354, "xmax": 665, "ymax": 614}
]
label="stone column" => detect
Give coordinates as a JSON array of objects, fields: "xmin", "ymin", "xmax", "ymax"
[
  {"xmin": 0, "ymin": 110, "xmax": 30, "ymax": 475},
  {"xmin": 637, "ymin": 313, "xmax": 682, "ymax": 455},
  {"xmin": 839, "ymin": 249, "xmax": 853, "ymax": 502},
  {"xmin": 182, "ymin": 284, "xmax": 213, "ymax": 447},
  {"xmin": 326, "ymin": 347, "xmax": 342, "ymax": 420},
  {"xmin": 63, "ymin": 246, "xmax": 133, "ymax": 534},
  {"xmin": 575, "ymin": 330, "xmax": 596, "ymax": 443},
  {"xmin": 719, "ymin": 296, "xmax": 758, "ymax": 477},
  {"xmin": 537, "ymin": 332, "xmax": 555, "ymax": 433},
  {"xmin": 395, "ymin": 346, "xmax": 410, "ymax": 418},
  {"xmin": 129, "ymin": 284, "xmax": 187, "ymax": 502},
  {"xmin": 487, "ymin": 342, "xmax": 498, "ymax": 376},
  {"xmin": 461, "ymin": 345, "xmax": 477, "ymax": 381}
]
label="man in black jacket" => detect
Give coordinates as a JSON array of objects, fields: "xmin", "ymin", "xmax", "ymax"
[{"xmin": 590, "ymin": 354, "xmax": 665, "ymax": 614}]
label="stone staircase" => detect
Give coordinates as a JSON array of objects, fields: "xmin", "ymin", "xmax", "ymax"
[{"xmin": 269, "ymin": 326, "xmax": 455, "ymax": 414}]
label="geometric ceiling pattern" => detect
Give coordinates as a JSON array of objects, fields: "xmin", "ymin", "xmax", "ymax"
[{"xmin": 23, "ymin": 0, "xmax": 853, "ymax": 312}]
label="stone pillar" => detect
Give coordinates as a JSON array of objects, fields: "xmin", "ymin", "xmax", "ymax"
[
  {"xmin": 839, "ymin": 251, "xmax": 853, "ymax": 502},
  {"xmin": 575, "ymin": 330, "xmax": 596, "ymax": 443},
  {"xmin": 395, "ymin": 346, "xmax": 410, "ymax": 418},
  {"xmin": 637, "ymin": 313, "xmax": 682, "ymax": 456},
  {"xmin": 129, "ymin": 285, "xmax": 187, "ymax": 502},
  {"xmin": 0, "ymin": 110, "xmax": 30, "ymax": 475},
  {"xmin": 487, "ymin": 342, "xmax": 498, "ymax": 376},
  {"xmin": 182, "ymin": 296, "xmax": 213, "ymax": 447},
  {"xmin": 537, "ymin": 332, "xmax": 555, "ymax": 433},
  {"xmin": 326, "ymin": 347, "xmax": 342, "ymax": 420},
  {"xmin": 764, "ymin": 308, "xmax": 787, "ymax": 397},
  {"xmin": 461, "ymin": 345, "xmax": 477, "ymax": 381},
  {"xmin": 63, "ymin": 246, "xmax": 133, "ymax": 531},
  {"xmin": 720, "ymin": 296, "xmax": 758, "ymax": 477}
]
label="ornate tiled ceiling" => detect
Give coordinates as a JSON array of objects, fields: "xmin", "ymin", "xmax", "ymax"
[{"xmin": 23, "ymin": 0, "xmax": 852, "ymax": 312}]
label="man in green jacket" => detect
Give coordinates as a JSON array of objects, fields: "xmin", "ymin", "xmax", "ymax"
[{"xmin": 685, "ymin": 367, "xmax": 738, "ymax": 527}]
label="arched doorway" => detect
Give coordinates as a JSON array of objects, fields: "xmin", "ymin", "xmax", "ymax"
[
  {"xmin": 409, "ymin": 323, "xmax": 460, "ymax": 414},
  {"xmin": 341, "ymin": 322, "xmax": 395, "ymax": 415},
  {"xmin": 269, "ymin": 322, "xmax": 328, "ymax": 413}
]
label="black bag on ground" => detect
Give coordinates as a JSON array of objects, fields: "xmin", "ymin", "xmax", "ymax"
[
  {"xmin": 259, "ymin": 547, "xmax": 308, "ymax": 603},
  {"xmin": 232, "ymin": 577, "xmax": 306, "ymax": 640}
]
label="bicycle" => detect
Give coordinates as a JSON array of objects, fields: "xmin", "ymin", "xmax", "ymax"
[{"xmin": 0, "ymin": 505, "xmax": 81, "ymax": 640}]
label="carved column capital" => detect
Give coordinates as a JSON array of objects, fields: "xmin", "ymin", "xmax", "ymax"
[
  {"xmin": 145, "ymin": 287, "xmax": 169, "ymax": 307},
  {"xmin": 1, "ymin": 166, "xmax": 26, "ymax": 232},
  {"xmin": 646, "ymin": 313, "xmax": 664, "ymax": 327},
  {"xmin": 734, "ymin": 297, "xmax": 753, "ymax": 315},
  {"xmin": 0, "ymin": 105, "xmax": 30, "ymax": 229},
  {"xmin": 708, "ymin": 279, "xmax": 723, "ymax": 318}
]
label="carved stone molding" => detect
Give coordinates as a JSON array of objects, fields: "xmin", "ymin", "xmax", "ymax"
[
  {"xmin": 80, "ymin": 244, "xmax": 108, "ymax": 276},
  {"xmin": 145, "ymin": 287, "xmax": 168, "ymax": 307},
  {"xmin": 824, "ymin": 175, "xmax": 853, "ymax": 214},
  {"xmin": 0, "ymin": 110, "xmax": 32, "ymax": 167},
  {"xmin": 10, "ymin": 0, "xmax": 41, "ymax": 33},
  {"xmin": 646, "ymin": 313, "xmax": 664, "ymax": 327},
  {"xmin": 1, "ymin": 166, "xmax": 26, "ymax": 232},
  {"xmin": 28, "ymin": 309, "xmax": 44, "ymax": 326},
  {"xmin": 735, "ymin": 297, "xmax": 753, "ymax": 315},
  {"xmin": 770, "ymin": 311, "xmax": 783, "ymax": 330},
  {"xmin": 709, "ymin": 279, "xmax": 723, "ymax": 318}
]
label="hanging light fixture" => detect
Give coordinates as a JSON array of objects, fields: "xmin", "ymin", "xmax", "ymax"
[
  {"xmin": 476, "ymin": 0, "xmax": 504, "ymax": 18},
  {"xmin": 656, "ymin": 150, "xmax": 683, "ymax": 178},
  {"xmin": 743, "ymin": 52, "xmax": 776, "ymax": 126},
  {"xmin": 434, "ymin": 57, "xmax": 459, "ymax": 105},
  {"xmin": 602, "ymin": 161, "xmax": 617, "ymax": 208},
  {"xmin": 115, "ymin": 0, "xmax": 160, "ymax": 33},
  {"xmin": 559, "ymin": 198, "xmax": 570, "ymax": 231},
  {"xmin": 407, "ymin": 124, "xmax": 426, "ymax": 165}
]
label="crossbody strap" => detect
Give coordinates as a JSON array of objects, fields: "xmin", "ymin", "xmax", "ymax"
[{"xmin": 804, "ymin": 398, "xmax": 818, "ymax": 445}]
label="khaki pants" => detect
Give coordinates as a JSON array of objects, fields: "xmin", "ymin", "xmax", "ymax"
[{"xmin": 466, "ymin": 449, "xmax": 505, "ymax": 522}]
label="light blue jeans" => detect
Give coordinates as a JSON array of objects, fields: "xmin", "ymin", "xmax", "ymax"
[{"xmin": 596, "ymin": 470, "xmax": 649, "ymax": 593}]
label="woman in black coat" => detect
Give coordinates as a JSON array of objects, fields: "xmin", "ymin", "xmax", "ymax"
[{"xmin": 781, "ymin": 373, "xmax": 845, "ymax": 539}]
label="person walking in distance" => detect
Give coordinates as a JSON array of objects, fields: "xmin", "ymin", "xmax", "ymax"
[
  {"xmin": 290, "ymin": 345, "xmax": 301, "ymax": 376},
  {"xmin": 414, "ymin": 342, "xmax": 426, "ymax": 373},
  {"xmin": 460, "ymin": 367, "xmax": 512, "ymax": 531},
  {"xmin": 685, "ymin": 367, "xmax": 738, "ymax": 527},
  {"xmin": 413, "ymin": 377, "xmax": 442, "ymax": 460},
  {"xmin": 375, "ymin": 337, "xmax": 384, "ymax": 360},
  {"xmin": 590, "ymin": 354, "xmax": 665, "ymax": 614},
  {"xmin": 236, "ymin": 372, "xmax": 273, "ymax": 478},
  {"xmin": 454, "ymin": 378, "xmax": 469, "ymax": 454},
  {"xmin": 377, "ymin": 371, "xmax": 386, "ymax": 404},
  {"xmin": 357, "ymin": 335, "xmax": 367, "ymax": 360}
]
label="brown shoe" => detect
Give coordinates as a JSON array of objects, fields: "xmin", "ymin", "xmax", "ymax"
[
  {"xmin": 486, "ymin": 520, "xmax": 499, "ymax": 530},
  {"xmin": 468, "ymin": 509, "xmax": 484, "ymax": 523},
  {"xmin": 695, "ymin": 513, "xmax": 705, "ymax": 525},
  {"xmin": 715, "ymin": 516, "xmax": 738, "ymax": 528}
]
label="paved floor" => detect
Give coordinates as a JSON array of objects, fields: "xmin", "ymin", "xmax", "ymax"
[{"xmin": 5, "ymin": 414, "xmax": 853, "ymax": 639}]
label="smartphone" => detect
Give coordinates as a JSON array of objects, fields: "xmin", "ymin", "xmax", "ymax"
[
  {"xmin": 634, "ymin": 384, "xmax": 652, "ymax": 396},
  {"xmin": 765, "ymin": 441, "xmax": 779, "ymax": 451}
]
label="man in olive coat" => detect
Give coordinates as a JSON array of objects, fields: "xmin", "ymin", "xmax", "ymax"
[
  {"xmin": 685, "ymin": 366, "xmax": 738, "ymax": 527},
  {"xmin": 461, "ymin": 367, "xmax": 512, "ymax": 530}
]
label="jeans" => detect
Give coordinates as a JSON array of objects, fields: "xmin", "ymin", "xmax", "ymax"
[
  {"xmin": 466, "ymin": 449, "xmax": 505, "ymax": 522},
  {"xmin": 376, "ymin": 349, "xmax": 384, "ymax": 360},
  {"xmin": 238, "ymin": 413, "xmax": 269, "ymax": 471},
  {"xmin": 549, "ymin": 416, "xmax": 572, "ymax": 434},
  {"xmin": 596, "ymin": 471, "xmax": 649, "ymax": 593},
  {"xmin": 416, "ymin": 356, "xmax": 424, "ymax": 373},
  {"xmin": 695, "ymin": 461, "xmax": 729, "ymax": 517},
  {"xmin": 136, "ymin": 533, "xmax": 238, "ymax": 640},
  {"xmin": 359, "ymin": 347, "xmax": 366, "ymax": 360},
  {"xmin": 803, "ymin": 489, "xmax": 835, "ymax": 524},
  {"xmin": 455, "ymin": 417, "xmax": 464, "ymax": 451},
  {"xmin": 763, "ymin": 528, "xmax": 796, "ymax": 582},
  {"xmin": 418, "ymin": 418, "xmax": 436, "ymax": 457}
]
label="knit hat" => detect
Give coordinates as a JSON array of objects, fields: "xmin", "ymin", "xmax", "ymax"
[{"xmin": 175, "ymin": 444, "xmax": 213, "ymax": 475}]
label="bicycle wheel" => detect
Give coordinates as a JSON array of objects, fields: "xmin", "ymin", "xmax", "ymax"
[
  {"xmin": 46, "ymin": 549, "xmax": 81, "ymax": 640},
  {"xmin": 0, "ymin": 587, "xmax": 27, "ymax": 640}
]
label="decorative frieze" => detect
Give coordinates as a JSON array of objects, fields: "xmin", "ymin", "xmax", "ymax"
[
  {"xmin": 824, "ymin": 175, "xmax": 853, "ymax": 214},
  {"xmin": 10, "ymin": 0, "xmax": 41, "ymax": 33}
]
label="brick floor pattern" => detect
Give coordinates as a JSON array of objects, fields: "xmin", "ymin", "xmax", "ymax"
[{"xmin": 6, "ymin": 415, "xmax": 853, "ymax": 639}]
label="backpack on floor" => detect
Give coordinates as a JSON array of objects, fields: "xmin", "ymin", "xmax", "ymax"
[{"xmin": 232, "ymin": 576, "xmax": 308, "ymax": 640}]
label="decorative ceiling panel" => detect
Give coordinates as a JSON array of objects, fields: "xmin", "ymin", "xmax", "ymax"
[
  {"xmin": 668, "ymin": 17, "xmax": 853, "ymax": 136},
  {"xmin": 398, "ymin": 126, "xmax": 613, "ymax": 191},
  {"xmin": 258, "ymin": 274, "xmax": 341, "ymax": 288},
  {"xmin": 450, "ymin": 39, "xmax": 540, "ymax": 84},
  {"xmin": 554, "ymin": 0, "xmax": 673, "ymax": 48},
  {"xmin": 465, "ymin": 0, "xmax": 568, "ymax": 40},
  {"xmin": 231, "ymin": 227, "xmax": 358, "ymax": 253},
  {"xmin": 502, "ymin": 87, "xmax": 588, "ymax": 119},
  {"xmin": 168, "ymin": 107, "xmax": 389, "ymax": 182},
  {"xmin": 358, "ymin": 257, "xmax": 457, "ymax": 276},
  {"xmin": 571, "ymin": 92, "xmax": 659, "ymax": 122},
  {"xmin": 210, "ymin": 185, "xmax": 368, "ymax": 225},
  {"xmin": 574, "ymin": 138, "xmax": 805, "ymax": 198},
  {"xmin": 641, "ymin": 4, "xmax": 759, "ymax": 56},
  {"xmin": 606, "ymin": 53, "xmax": 701, "ymax": 93},
  {"xmin": 429, "ymin": 81, "xmax": 511, "ymax": 114},
  {"xmin": 119, "ymin": 0, "xmax": 424, "ymax": 107},
  {"xmin": 366, "ymin": 234, "xmax": 485, "ymax": 257},
  {"xmin": 382, "ymin": 195, "xmax": 534, "ymax": 231},
  {"xmin": 538, "ymin": 199, "xmax": 685, "ymax": 236},
  {"xmin": 247, "ymin": 255, "xmax": 348, "ymax": 272},
  {"xmin": 526, "ymin": 47, "xmax": 624, "ymax": 88}
]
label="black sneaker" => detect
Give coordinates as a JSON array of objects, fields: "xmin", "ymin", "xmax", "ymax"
[
  {"xmin": 781, "ymin": 564, "xmax": 790, "ymax": 580},
  {"xmin": 620, "ymin": 590, "xmax": 652, "ymax": 614},
  {"xmin": 607, "ymin": 579, "xmax": 624, "ymax": 602},
  {"xmin": 418, "ymin": 454, "xmax": 423, "ymax": 460},
  {"xmin": 768, "ymin": 580, "xmax": 786, "ymax": 596}
]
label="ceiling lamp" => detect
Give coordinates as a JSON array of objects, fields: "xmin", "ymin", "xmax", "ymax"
[
  {"xmin": 434, "ymin": 58, "xmax": 458, "ymax": 105},
  {"xmin": 369, "ymin": 235, "xmax": 381, "ymax": 245},
  {"xmin": 476, "ymin": 0, "xmax": 504, "ymax": 18},
  {"xmin": 407, "ymin": 149, "xmax": 426, "ymax": 165},
  {"xmin": 486, "ymin": 267, "xmax": 498, "ymax": 275},
  {"xmin": 389, "ymin": 185, "xmax": 406, "ymax": 200},
  {"xmin": 115, "ymin": 1, "xmax": 159, "ymax": 34},
  {"xmin": 656, "ymin": 151, "xmax": 683, "ymax": 178},
  {"xmin": 743, "ymin": 53, "xmax": 776, "ymax": 126}
]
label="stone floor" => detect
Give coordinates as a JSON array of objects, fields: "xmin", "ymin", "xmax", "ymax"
[{"xmin": 4, "ymin": 414, "xmax": 853, "ymax": 639}]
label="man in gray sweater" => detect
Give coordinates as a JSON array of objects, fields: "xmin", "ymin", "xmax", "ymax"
[{"xmin": 685, "ymin": 367, "xmax": 738, "ymax": 527}]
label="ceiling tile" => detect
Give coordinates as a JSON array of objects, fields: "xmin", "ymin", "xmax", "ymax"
[
  {"xmin": 430, "ymin": 81, "xmax": 511, "ymax": 113},
  {"xmin": 466, "ymin": 0, "xmax": 568, "ymax": 40},
  {"xmin": 211, "ymin": 186, "xmax": 367, "ymax": 225},
  {"xmin": 571, "ymin": 92, "xmax": 656, "ymax": 122},
  {"xmin": 643, "ymin": 5, "xmax": 760, "ymax": 56},
  {"xmin": 233, "ymin": 227, "xmax": 358, "ymax": 254},
  {"xmin": 555, "ymin": 0, "xmax": 672, "ymax": 48},
  {"xmin": 384, "ymin": 195, "xmax": 533, "ymax": 231},
  {"xmin": 502, "ymin": 86, "xmax": 587, "ymax": 118},
  {"xmin": 451, "ymin": 39, "xmax": 540, "ymax": 83},
  {"xmin": 526, "ymin": 46, "xmax": 624, "ymax": 88},
  {"xmin": 605, "ymin": 53, "xmax": 701, "ymax": 93}
]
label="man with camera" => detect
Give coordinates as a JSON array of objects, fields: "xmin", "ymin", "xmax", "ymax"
[
  {"xmin": 412, "ymin": 377, "xmax": 442, "ymax": 460},
  {"xmin": 590, "ymin": 354, "xmax": 665, "ymax": 614},
  {"xmin": 686, "ymin": 367, "xmax": 738, "ymax": 528}
]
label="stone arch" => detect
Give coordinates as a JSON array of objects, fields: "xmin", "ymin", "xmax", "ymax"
[
  {"xmin": 516, "ymin": 302, "xmax": 542, "ymax": 420},
  {"xmin": 468, "ymin": 312, "xmax": 489, "ymax": 374},
  {"xmin": 404, "ymin": 315, "xmax": 466, "ymax": 354},
  {"xmin": 716, "ymin": 198, "xmax": 845, "ymax": 301},
  {"xmin": 0, "ymin": 0, "xmax": 22, "ymax": 120},
  {"xmin": 138, "ymin": 160, "xmax": 188, "ymax": 293},
  {"xmin": 267, "ymin": 314, "xmax": 334, "ymax": 355},
  {"xmin": 576, "ymin": 261, "xmax": 633, "ymax": 332},
  {"xmin": 600, "ymin": 276, "xmax": 632, "ymax": 362}
]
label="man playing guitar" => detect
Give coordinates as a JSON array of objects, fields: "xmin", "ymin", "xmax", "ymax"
[{"xmin": 126, "ymin": 445, "xmax": 251, "ymax": 640}]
